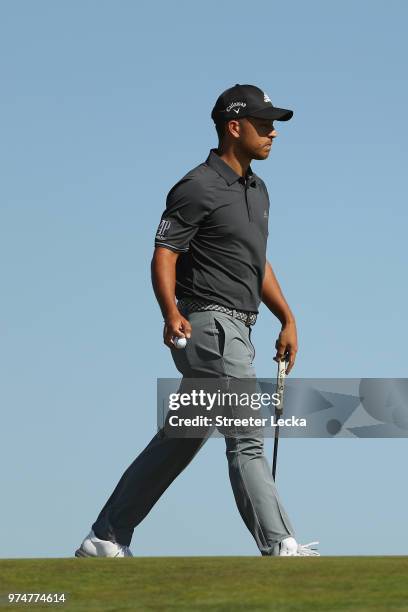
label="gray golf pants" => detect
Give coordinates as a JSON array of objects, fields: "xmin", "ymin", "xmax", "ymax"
[{"xmin": 92, "ymin": 309, "xmax": 295, "ymax": 555}]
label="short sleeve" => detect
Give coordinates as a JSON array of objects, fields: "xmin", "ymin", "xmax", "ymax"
[{"xmin": 154, "ymin": 177, "xmax": 213, "ymax": 252}]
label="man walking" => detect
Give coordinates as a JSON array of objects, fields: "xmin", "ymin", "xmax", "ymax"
[{"xmin": 75, "ymin": 84, "xmax": 319, "ymax": 558}]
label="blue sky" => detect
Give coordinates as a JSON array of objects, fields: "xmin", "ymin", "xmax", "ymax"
[{"xmin": 0, "ymin": 0, "xmax": 407, "ymax": 558}]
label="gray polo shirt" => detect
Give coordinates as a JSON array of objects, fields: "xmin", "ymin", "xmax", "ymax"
[{"xmin": 154, "ymin": 148, "xmax": 270, "ymax": 312}]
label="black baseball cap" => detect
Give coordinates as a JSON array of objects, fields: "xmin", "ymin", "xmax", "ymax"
[{"xmin": 211, "ymin": 84, "xmax": 293, "ymax": 123}]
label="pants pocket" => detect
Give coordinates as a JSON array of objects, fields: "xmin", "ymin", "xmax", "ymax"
[
  {"xmin": 212, "ymin": 313, "xmax": 255, "ymax": 371},
  {"xmin": 212, "ymin": 315, "xmax": 227, "ymax": 356},
  {"xmin": 248, "ymin": 327, "xmax": 256, "ymax": 363}
]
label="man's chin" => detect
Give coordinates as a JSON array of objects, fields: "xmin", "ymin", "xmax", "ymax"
[{"xmin": 252, "ymin": 150, "xmax": 270, "ymax": 160}]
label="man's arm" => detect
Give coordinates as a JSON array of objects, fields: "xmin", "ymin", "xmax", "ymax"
[
  {"xmin": 261, "ymin": 260, "xmax": 298, "ymax": 374},
  {"xmin": 151, "ymin": 246, "xmax": 192, "ymax": 348}
]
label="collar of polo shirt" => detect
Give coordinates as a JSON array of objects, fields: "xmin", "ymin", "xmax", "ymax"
[{"xmin": 207, "ymin": 148, "xmax": 257, "ymax": 187}]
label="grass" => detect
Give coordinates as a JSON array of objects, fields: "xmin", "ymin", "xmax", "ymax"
[{"xmin": 0, "ymin": 557, "xmax": 407, "ymax": 611}]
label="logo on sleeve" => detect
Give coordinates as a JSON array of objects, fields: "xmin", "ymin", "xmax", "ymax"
[{"xmin": 155, "ymin": 219, "xmax": 171, "ymax": 240}]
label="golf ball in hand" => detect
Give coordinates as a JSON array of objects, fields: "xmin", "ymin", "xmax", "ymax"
[{"xmin": 172, "ymin": 336, "xmax": 187, "ymax": 349}]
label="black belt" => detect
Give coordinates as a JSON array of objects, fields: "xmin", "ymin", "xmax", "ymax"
[{"xmin": 177, "ymin": 298, "xmax": 258, "ymax": 327}]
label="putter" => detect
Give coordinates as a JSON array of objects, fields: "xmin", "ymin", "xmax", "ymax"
[{"xmin": 272, "ymin": 357, "xmax": 289, "ymax": 480}]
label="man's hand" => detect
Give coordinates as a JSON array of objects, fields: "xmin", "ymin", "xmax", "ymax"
[
  {"xmin": 163, "ymin": 310, "xmax": 192, "ymax": 348},
  {"xmin": 273, "ymin": 321, "xmax": 298, "ymax": 374}
]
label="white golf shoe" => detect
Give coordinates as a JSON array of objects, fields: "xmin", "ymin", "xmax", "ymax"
[
  {"xmin": 75, "ymin": 529, "xmax": 133, "ymax": 558},
  {"xmin": 278, "ymin": 536, "xmax": 320, "ymax": 556}
]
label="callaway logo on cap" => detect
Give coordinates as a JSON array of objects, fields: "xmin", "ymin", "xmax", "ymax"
[{"xmin": 211, "ymin": 83, "xmax": 293, "ymax": 122}]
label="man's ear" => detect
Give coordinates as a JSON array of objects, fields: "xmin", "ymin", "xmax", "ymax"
[{"xmin": 228, "ymin": 119, "xmax": 241, "ymax": 139}]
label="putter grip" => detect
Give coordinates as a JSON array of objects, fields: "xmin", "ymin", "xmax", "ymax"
[{"xmin": 276, "ymin": 359, "xmax": 288, "ymax": 413}]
